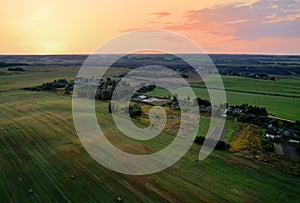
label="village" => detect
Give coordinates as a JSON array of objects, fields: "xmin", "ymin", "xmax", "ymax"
[{"xmin": 27, "ymin": 76, "xmax": 300, "ymax": 160}]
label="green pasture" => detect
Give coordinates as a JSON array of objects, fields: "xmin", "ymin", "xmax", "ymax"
[
  {"xmin": 0, "ymin": 66, "xmax": 128, "ymax": 91},
  {"xmin": 146, "ymin": 75, "xmax": 300, "ymax": 120}
]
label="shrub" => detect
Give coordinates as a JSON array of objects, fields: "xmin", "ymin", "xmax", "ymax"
[
  {"xmin": 194, "ymin": 136, "xmax": 205, "ymax": 145},
  {"xmin": 194, "ymin": 136, "xmax": 227, "ymax": 150},
  {"xmin": 215, "ymin": 140, "xmax": 226, "ymax": 150},
  {"xmin": 127, "ymin": 104, "xmax": 142, "ymax": 118}
]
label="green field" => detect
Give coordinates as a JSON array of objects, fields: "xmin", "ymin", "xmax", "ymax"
[
  {"xmin": 0, "ymin": 89, "xmax": 300, "ymax": 202},
  {"xmin": 146, "ymin": 75, "xmax": 300, "ymax": 120},
  {"xmin": 2, "ymin": 66, "xmax": 298, "ymax": 120},
  {"xmin": 0, "ymin": 66, "xmax": 129, "ymax": 91},
  {"xmin": 0, "ymin": 66, "xmax": 78, "ymax": 91},
  {"xmin": 0, "ymin": 66, "xmax": 300, "ymax": 202}
]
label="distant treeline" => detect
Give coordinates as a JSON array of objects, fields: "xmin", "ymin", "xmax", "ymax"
[
  {"xmin": 220, "ymin": 72, "xmax": 275, "ymax": 80},
  {"xmin": 1, "ymin": 54, "xmax": 300, "ymax": 75},
  {"xmin": 8, "ymin": 67, "xmax": 25, "ymax": 72},
  {"xmin": 25, "ymin": 79, "xmax": 74, "ymax": 94},
  {"xmin": 0, "ymin": 62, "xmax": 29, "ymax": 68},
  {"xmin": 112, "ymin": 55, "xmax": 300, "ymax": 75}
]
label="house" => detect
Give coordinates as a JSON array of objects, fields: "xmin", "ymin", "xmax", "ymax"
[
  {"xmin": 268, "ymin": 124, "xmax": 276, "ymax": 131},
  {"xmin": 233, "ymin": 108, "xmax": 242, "ymax": 114},
  {"xmin": 266, "ymin": 134, "xmax": 275, "ymax": 139},
  {"xmin": 139, "ymin": 95, "xmax": 146, "ymax": 100},
  {"xmin": 133, "ymin": 95, "xmax": 146, "ymax": 101},
  {"xmin": 226, "ymin": 107, "xmax": 232, "ymax": 112},
  {"xmin": 141, "ymin": 97, "xmax": 160, "ymax": 103},
  {"xmin": 283, "ymin": 130, "xmax": 291, "ymax": 136}
]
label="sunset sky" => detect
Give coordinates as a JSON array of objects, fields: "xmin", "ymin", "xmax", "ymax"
[{"xmin": 0, "ymin": 0, "xmax": 299, "ymax": 55}]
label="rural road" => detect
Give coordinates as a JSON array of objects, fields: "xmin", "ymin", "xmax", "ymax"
[{"xmin": 268, "ymin": 115, "xmax": 295, "ymax": 123}]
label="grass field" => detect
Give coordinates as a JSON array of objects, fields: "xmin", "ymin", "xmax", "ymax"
[
  {"xmin": 2, "ymin": 66, "xmax": 298, "ymax": 120},
  {"xmin": 146, "ymin": 75, "xmax": 300, "ymax": 120},
  {"xmin": 0, "ymin": 66, "xmax": 78, "ymax": 91},
  {"xmin": 0, "ymin": 89, "xmax": 300, "ymax": 202},
  {"xmin": 0, "ymin": 66, "xmax": 129, "ymax": 91}
]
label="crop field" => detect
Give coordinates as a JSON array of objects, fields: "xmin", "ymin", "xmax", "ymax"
[
  {"xmin": 0, "ymin": 89, "xmax": 300, "ymax": 202},
  {"xmin": 0, "ymin": 64, "xmax": 299, "ymax": 202}
]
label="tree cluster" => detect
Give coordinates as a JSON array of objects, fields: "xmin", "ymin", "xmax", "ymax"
[
  {"xmin": 226, "ymin": 104, "xmax": 268, "ymax": 126},
  {"xmin": 122, "ymin": 104, "xmax": 142, "ymax": 118},
  {"xmin": 194, "ymin": 97, "xmax": 211, "ymax": 107},
  {"xmin": 8, "ymin": 67, "xmax": 25, "ymax": 72},
  {"xmin": 194, "ymin": 136, "xmax": 230, "ymax": 150}
]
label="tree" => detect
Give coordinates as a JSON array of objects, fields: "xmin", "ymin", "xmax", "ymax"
[
  {"xmin": 64, "ymin": 88, "xmax": 70, "ymax": 94},
  {"xmin": 215, "ymin": 140, "xmax": 226, "ymax": 150},
  {"xmin": 108, "ymin": 103, "xmax": 112, "ymax": 113},
  {"xmin": 128, "ymin": 104, "xmax": 142, "ymax": 118},
  {"xmin": 173, "ymin": 93, "xmax": 178, "ymax": 103},
  {"xmin": 194, "ymin": 97, "xmax": 211, "ymax": 107},
  {"xmin": 101, "ymin": 89, "xmax": 112, "ymax": 100}
]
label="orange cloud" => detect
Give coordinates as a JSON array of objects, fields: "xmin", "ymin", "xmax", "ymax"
[
  {"xmin": 150, "ymin": 12, "xmax": 170, "ymax": 18},
  {"xmin": 137, "ymin": 0, "xmax": 300, "ymax": 54},
  {"xmin": 264, "ymin": 13, "xmax": 300, "ymax": 24}
]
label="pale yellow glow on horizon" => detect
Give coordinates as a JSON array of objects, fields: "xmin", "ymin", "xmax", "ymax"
[{"xmin": 0, "ymin": 0, "xmax": 298, "ymax": 55}]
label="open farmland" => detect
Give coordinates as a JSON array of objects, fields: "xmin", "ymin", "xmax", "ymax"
[
  {"xmin": 0, "ymin": 90, "xmax": 300, "ymax": 202},
  {"xmin": 0, "ymin": 65, "xmax": 130, "ymax": 91},
  {"xmin": 0, "ymin": 66, "xmax": 79, "ymax": 91},
  {"xmin": 0, "ymin": 54, "xmax": 299, "ymax": 202}
]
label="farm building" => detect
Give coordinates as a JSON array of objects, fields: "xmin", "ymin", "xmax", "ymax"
[{"xmin": 141, "ymin": 97, "xmax": 160, "ymax": 103}]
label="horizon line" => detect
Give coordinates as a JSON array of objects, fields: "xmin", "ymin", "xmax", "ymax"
[{"xmin": 1, "ymin": 53, "xmax": 300, "ymax": 56}]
